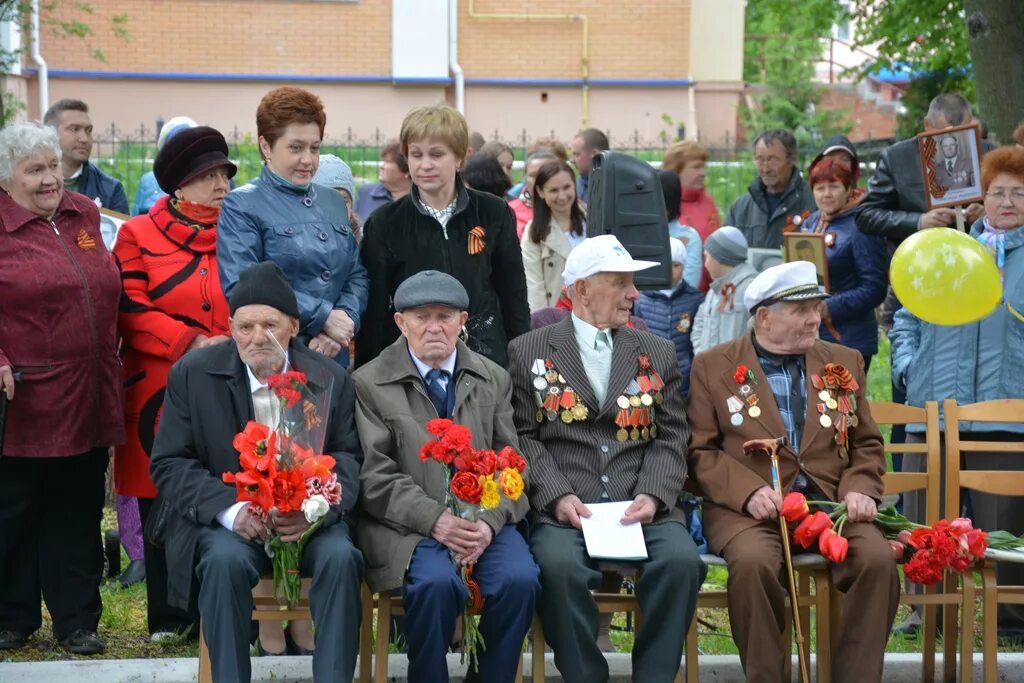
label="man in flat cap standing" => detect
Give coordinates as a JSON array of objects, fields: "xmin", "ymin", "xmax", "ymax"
[
  {"xmin": 150, "ymin": 261, "xmax": 364, "ymax": 682},
  {"xmin": 353, "ymin": 270, "xmax": 540, "ymax": 683},
  {"xmin": 508, "ymin": 235, "xmax": 704, "ymax": 683},
  {"xmin": 688, "ymin": 261, "xmax": 898, "ymax": 683}
]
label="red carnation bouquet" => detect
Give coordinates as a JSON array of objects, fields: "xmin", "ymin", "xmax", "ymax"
[
  {"xmin": 419, "ymin": 418, "xmax": 527, "ymax": 671},
  {"xmin": 780, "ymin": 492, "xmax": 1024, "ymax": 585},
  {"xmin": 223, "ymin": 369, "xmax": 339, "ymax": 607}
]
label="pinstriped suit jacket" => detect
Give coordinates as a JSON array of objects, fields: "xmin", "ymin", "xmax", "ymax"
[{"xmin": 508, "ymin": 318, "xmax": 690, "ymax": 526}]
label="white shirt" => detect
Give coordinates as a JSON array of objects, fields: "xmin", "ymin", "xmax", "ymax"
[
  {"xmin": 409, "ymin": 347, "xmax": 458, "ymax": 391},
  {"xmin": 571, "ymin": 313, "xmax": 614, "ymax": 407},
  {"xmin": 216, "ymin": 356, "xmax": 290, "ymax": 532}
]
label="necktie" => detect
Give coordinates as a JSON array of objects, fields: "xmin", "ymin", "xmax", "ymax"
[
  {"xmin": 425, "ymin": 368, "xmax": 450, "ymax": 418},
  {"xmin": 595, "ymin": 330, "xmax": 610, "ymax": 350},
  {"xmin": 947, "ymin": 160, "xmax": 954, "ymax": 173}
]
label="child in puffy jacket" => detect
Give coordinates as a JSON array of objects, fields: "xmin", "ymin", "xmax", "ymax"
[{"xmin": 632, "ymin": 238, "xmax": 704, "ymax": 397}]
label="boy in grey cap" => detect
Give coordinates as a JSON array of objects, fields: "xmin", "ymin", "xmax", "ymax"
[
  {"xmin": 314, "ymin": 154, "xmax": 362, "ymax": 241},
  {"xmin": 691, "ymin": 226, "xmax": 759, "ymax": 355}
]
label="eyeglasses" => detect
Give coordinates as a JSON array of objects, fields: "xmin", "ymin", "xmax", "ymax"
[{"xmin": 985, "ymin": 189, "xmax": 1024, "ymax": 202}]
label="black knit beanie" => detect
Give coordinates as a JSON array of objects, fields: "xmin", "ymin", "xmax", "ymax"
[{"xmin": 228, "ymin": 262, "xmax": 300, "ymax": 319}]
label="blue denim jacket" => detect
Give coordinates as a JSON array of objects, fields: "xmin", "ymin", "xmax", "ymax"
[{"xmin": 217, "ymin": 165, "xmax": 369, "ymax": 339}]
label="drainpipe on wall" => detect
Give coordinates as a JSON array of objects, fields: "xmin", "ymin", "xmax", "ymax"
[
  {"xmin": 687, "ymin": 72, "xmax": 698, "ymax": 141},
  {"xmin": 30, "ymin": 0, "xmax": 48, "ymax": 115},
  {"xmin": 449, "ymin": 0, "xmax": 464, "ymax": 114},
  {"xmin": 466, "ymin": 0, "xmax": 590, "ymax": 126}
]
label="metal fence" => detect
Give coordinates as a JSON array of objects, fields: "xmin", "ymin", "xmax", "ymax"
[{"xmin": 89, "ymin": 123, "xmax": 892, "ymax": 216}]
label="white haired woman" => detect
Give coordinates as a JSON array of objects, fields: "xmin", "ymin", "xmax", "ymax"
[{"xmin": 0, "ymin": 122, "xmax": 124, "ymax": 654}]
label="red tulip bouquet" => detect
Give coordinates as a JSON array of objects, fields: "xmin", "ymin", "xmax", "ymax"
[
  {"xmin": 780, "ymin": 492, "xmax": 1024, "ymax": 585},
  {"xmin": 419, "ymin": 418, "xmax": 527, "ymax": 671},
  {"xmin": 223, "ymin": 369, "xmax": 339, "ymax": 607}
]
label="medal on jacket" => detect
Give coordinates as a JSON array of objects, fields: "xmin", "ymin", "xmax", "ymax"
[
  {"xmin": 532, "ymin": 357, "xmax": 588, "ymax": 424},
  {"xmin": 676, "ymin": 313, "xmax": 691, "ymax": 333},
  {"xmin": 468, "ymin": 226, "xmax": 486, "ymax": 255}
]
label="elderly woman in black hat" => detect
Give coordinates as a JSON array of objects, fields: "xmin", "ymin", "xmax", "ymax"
[{"xmin": 112, "ymin": 125, "xmax": 237, "ymax": 640}]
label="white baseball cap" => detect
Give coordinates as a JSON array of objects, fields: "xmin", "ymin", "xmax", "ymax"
[
  {"xmin": 743, "ymin": 261, "xmax": 829, "ymax": 313},
  {"xmin": 562, "ymin": 235, "xmax": 660, "ymax": 285}
]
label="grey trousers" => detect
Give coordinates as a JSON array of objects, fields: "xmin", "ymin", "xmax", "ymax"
[
  {"xmin": 530, "ymin": 521, "xmax": 705, "ymax": 683},
  {"xmin": 905, "ymin": 431, "xmax": 1024, "ymax": 634},
  {"xmin": 195, "ymin": 521, "xmax": 364, "ymax": 682}
]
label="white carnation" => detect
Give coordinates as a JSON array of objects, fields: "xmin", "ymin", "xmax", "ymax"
[{"xmin": 301, "ymin": 494, "xmax": 330, "ymax": 524}]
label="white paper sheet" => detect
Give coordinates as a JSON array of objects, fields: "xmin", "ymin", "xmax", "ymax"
[{"xmin": 579, "ymin": 501, "xmax": 649, "ymax": 561}]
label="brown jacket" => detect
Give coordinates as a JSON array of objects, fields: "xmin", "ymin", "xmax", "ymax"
[
  {"xmin": 352, "ymin": 337, "xmax": 529, "ymax": 592},
  {"xmin": 508, "ymin": 318, "xmax": 690, "ymax": 526},
  {"xmin": 688, "ymin": 333, "xmax": 885, "ymax": 553}
]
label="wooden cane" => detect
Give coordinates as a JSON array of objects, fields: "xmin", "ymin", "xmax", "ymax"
[{"xmin": 770, "ymin": 447, "xmax": 810, "ymax": 683}]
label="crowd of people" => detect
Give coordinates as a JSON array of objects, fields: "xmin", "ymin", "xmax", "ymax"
[{"xmin": 0, "ymin": 85, "xmax": 1021, "ymax": 683}]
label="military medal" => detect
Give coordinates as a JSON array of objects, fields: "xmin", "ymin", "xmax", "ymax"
[
  {"xmin": 640, "ymin": 393, "xmax": 653, "ymax": 407},
  {"xmin": 615, "ymin": 408, "xmax": 630, "ymax": 442},
  {"xmin": 749, "ymin": 405, "xmax": 762, "ymax": 418},
  {"xmin": 572, "ymin": 403, "xmax": 589, "ymax": 420},
  {"xmin": 545, "ymin": 370, "xmax": 559, "ymax": 384},
  {"xmin": 818, "ymin": 390, "xmax": 831, "ymax": 402},
  {"xmin": 617, "ymin": 395, "xmax": 630, "ymax": 410},
  {"xmin": 676, "ymin": 313, "xmax": 691, "ymax": 333},
  {"xmin": 731, "ymin": 413, "xmax": 744, "ymax": 426},
  {"xmin": 533, "ymin": 376, "xmax": 548, "ymax": 391},
  {"xmin": 726, "ymin": 396, "xmax": 744, "ymax": 414},
  {"xmin": 820, "ymin": 414, "xmax": 833, "ymax": 428},
  {"xmin": 826, "ymin": 397, "xmax": 838, "ymax": 411}
]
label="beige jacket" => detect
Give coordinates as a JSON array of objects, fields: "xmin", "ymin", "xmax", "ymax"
[
  {"xmin": 521, "ymin": 217, "xmax": 573, "ymax": 312},
  {"xmin": 353, "ymin": 337, "xmax": 529, "ymax": 592}
]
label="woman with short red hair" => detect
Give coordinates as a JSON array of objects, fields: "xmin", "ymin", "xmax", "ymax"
[
  {"xmin": 662, "ymin": 141, "xmax": 720, "ymax": 289},
  {"xmin": 795, "ymin": 154, "xmax": 887, "ymax": 368},
  {"xmin": 218, "ymin": 86, "xmax": 368, "ymax": 368}
]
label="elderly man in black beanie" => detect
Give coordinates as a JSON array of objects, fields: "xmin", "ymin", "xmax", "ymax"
[{"xmin": 150, "ymin": 261, "xmax": 364, "ymax": 682}]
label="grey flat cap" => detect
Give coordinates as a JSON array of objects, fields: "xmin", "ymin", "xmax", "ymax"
[{"xmin": 393, "ymin": 270, "xmax": 469, "ymax": 311}]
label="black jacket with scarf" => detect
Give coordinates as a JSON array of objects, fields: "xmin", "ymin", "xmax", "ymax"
[
  {"xmin": 149, "ymin": 339, "xmax": 362, "ymax": 609},
  {"xmin": 355, "ymin": 178, "xmax": 530, "ymax": 368}
]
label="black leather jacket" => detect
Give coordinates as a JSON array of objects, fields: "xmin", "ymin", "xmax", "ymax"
[{"xmin": 855, "ymin": 138, "xmax": 926, "ymax": 245}]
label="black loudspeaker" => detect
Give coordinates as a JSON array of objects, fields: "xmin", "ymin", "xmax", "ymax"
[{"xmin": 586, "ymin": 151, "xmax": 672, "ymax": 290}]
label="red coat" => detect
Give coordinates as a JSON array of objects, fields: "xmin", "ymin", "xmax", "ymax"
[
  {"xmin": 0, "ymin": 190, "xmax": 124, "ymax": 457},
  {"xmin": 113, "ymin": 196, "xmax": 229, "ymax": 497},
  {"xmin": 679, "ymin": 186, "xmax": 721, "ymax": 291}
]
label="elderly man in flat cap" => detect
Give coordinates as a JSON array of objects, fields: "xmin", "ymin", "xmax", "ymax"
[
  {"xmin": 687, "ymin": 260, "xmax": 899, "ymax": 683},
  {"xmin": 507, "ymin": 235, "xmax": 704, "ymax": 683},
  {"xmin": 353, "ymin": 270, "xmax": 540, "ymax": 683},
  {"xmin": 150, "ymin": 261, "xmax": 364, "ymax": 683}
]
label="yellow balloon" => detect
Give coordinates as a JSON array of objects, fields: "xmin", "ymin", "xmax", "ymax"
[{"xmin": 890, "ymin": 228, "xmax": 1002, "ymax": 326}]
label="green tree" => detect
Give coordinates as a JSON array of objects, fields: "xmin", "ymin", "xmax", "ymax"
[
  {"xmin": 963, "ymin": 0, "xmax": 1024, "ymax": 145},
  {"xmin": 0, "ymin": 2, "xmax": 129, "ymax": 125},
  {"xmin": 851, "ymin": 0, "xmax": 973, "ymax": 139},
  {"xmin": 743, "ymin": 0, "xmax": 852, "ymax": 145}
]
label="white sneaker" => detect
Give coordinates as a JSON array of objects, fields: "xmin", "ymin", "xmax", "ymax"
[{"xmin": 150, "ymin": 631, "xmax": 176, "ymax": 643}]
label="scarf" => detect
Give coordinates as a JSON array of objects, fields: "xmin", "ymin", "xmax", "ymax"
[
  {"xmin": 169, "ymin": 198, "xmax": 220, "ymax": 228},
  {"xmin": 976, "ymin": 217, "xmax": 1009, "ymax": 283}
]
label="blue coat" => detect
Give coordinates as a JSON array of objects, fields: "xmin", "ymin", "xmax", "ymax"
[
  {"xmin": 800, "ymin": 201, "xmax": 888, "ymax": 358},
  {"xmin": 217, "ymin": 165, "xmax": 369, "ymax": 340},
  {"xmin": 891, "ymin": 220, "xmax": 1024, "ymax": 434},
  {"xmin": 632, "ymin": 282, "xmax": 705, "ymax": 396}
]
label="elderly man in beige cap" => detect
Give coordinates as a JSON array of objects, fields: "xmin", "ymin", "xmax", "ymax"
[
  {"xmin": 508, "ymin": 235, "xmax": 705, "ymax": 683},
  {"xmin": 688, "ymin": 260, "xmax": 899, "ymax": 683}
]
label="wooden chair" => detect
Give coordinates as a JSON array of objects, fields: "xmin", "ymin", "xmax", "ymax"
[
  {"xmin": 866, "ymin": 399, "xmax": 967, "ymax": 683},
  {"xmin": 943, "ymin": 398, "xmax": 1024, "ymax": 683},
  {"xmin": 374, "ymin": 593, "xmax": 524, "ymax": 683},
  {"xmin": 198, "ymin": 579, "xmax": 375, "ymax": 683}
]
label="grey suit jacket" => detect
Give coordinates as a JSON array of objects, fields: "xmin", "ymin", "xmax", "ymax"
[{"xmin": 508, "ymin": 317, "xmax": 690, "ymax": 526}]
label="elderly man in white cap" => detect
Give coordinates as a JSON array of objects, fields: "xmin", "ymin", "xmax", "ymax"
[
  {"xmin": 687, "ymin": 261, "xmax": 898, "ymax": 683},
  {"xmin": 508, "ymin": 234, "xmax": 705, "ymax": 683}
]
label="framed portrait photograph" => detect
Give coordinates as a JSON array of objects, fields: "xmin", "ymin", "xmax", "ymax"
[
  {"xmin": 783, "ymin": 233, "xmax": 830, "ymax": 292},
  {"xmin": 917, "ymin": 122, "xmax": 984, "ymax": 209}
]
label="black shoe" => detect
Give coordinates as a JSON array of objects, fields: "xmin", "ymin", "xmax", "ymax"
[
  {"xmin": 285, "ymin": 630, "xmax": 314, "ymax": 656},
  {"xmin": 60, "ymin": 629, "xmax": 105, "ymax": 655},
  {"xmin": 0, "ymin": 630, "xmax": 26, "ymax": 650},
  {"xmin": 116, "ymin": 559, "xmax": 146, "ymax": 588},
  {"xmin": 257, "ymin": 640, "xmax": 287, "ymax": 656}
]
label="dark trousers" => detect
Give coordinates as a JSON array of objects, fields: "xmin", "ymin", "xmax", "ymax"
[
  {"xmin": 0, "ymin": 449, "xmax": 108, "ymax": 640},
  {"xmin": 195, "ymin": 520, "xmax": 364, "ymax": 682},
  {"xmin": 402, "ymin": 526, "xmax": 540, "ymax": 683},
  {"xmin": 529, "ymin": 521, "xmax": 705, "ymax": 683},
  {"xmin": 905, "ymin": 430, "xmax": 1024, "ymax": 634},
  {"xmin": 137, "ymin": 496, "xmax": 198, "ymax": 636},
  {"xmin": 721, "ymin": 521, "xmax": 899, "ymax": 683}
]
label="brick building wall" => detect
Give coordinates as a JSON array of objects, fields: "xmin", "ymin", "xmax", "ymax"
[{"xmin": 41, "ymin": 0, "xmax": 690, "ymax": 80}]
